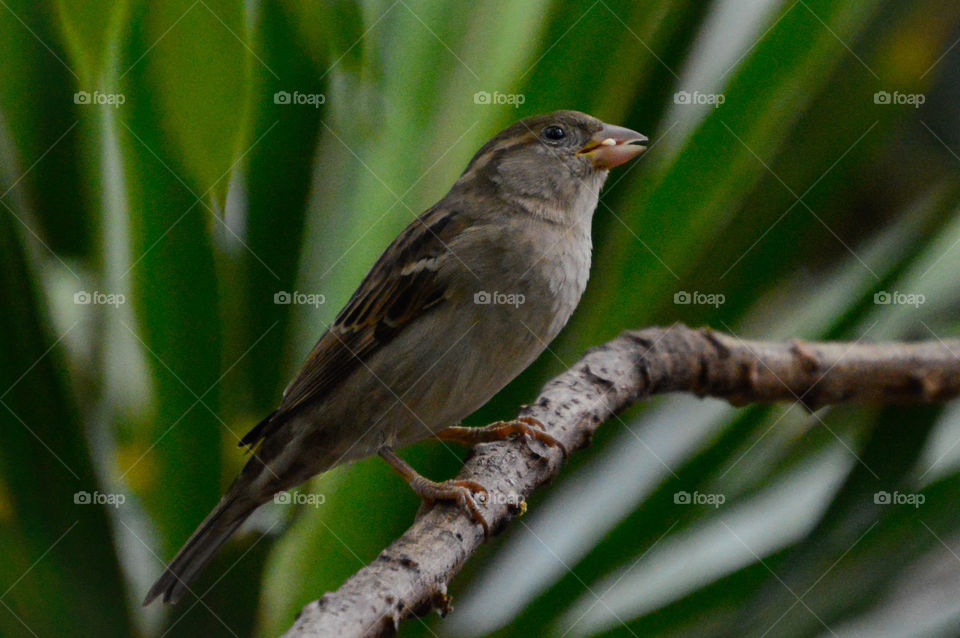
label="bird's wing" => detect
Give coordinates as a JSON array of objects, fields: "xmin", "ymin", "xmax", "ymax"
[{"xmin": 240, "ymin": 206, "xmax": 467, "ymax": 448}]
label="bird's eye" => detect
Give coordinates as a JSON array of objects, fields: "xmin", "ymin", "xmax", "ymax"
[{"xmin": 542, "ymin": 125, "xmax": 566, "ymax": 141}]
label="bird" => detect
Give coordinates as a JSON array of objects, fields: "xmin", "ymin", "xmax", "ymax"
[{"xmin": 144, "ymin": 110, "xmax": 647, "ymax": 605}]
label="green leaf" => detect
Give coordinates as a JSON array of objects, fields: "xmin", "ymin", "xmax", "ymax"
[
  {"xmin": 125, "ymin": 0, "xmax": 252, "ymax": 202},
  {"xmin": 0, "ymin": 1, "xmax": 90, "ymax": 255},
  {"xmin": 0, "ymin": 184, "xmax": 133, "ymax": 637}
]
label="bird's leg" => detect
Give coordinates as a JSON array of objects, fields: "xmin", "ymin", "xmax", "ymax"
[
  {"xmin": 435, "ymin": 416, "xmax": 568, "ymax": 460},
  {"xmin": 378, "ymin": 446, "xmax": 490, "ymax": 534}
]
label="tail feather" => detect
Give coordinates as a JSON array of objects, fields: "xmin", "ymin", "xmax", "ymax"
[{"xmin": 143, "ymin": 494, "xmax": 254, "ymax": 605}]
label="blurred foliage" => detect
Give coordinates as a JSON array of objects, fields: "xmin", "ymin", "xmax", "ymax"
[{"xmin": 2, "ymin": 0, "xmax": 960, "ymax": 636}]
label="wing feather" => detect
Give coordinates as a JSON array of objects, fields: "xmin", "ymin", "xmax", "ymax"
[{"xmin": 240, "ymin": 206, "xmax": 466, "ymax": 448}]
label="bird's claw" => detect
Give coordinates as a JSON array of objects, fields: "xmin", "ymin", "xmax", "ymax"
[
  {"xmin": 412, "ymin": 477, "xmax": 491, "ymax": 535},
  {"xmin": 512, "ymin": 416, "xmax": 569, "ymax": 461}
]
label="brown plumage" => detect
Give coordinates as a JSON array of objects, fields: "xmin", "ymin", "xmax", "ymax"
[{"xmin": 144, "ymin": 110, "xmax": 647, "ymax": 605}]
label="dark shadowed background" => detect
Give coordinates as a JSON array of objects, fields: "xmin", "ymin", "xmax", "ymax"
[{"xmin": 3, "ymin": 0, "xmax": 960, "ymax": 636}]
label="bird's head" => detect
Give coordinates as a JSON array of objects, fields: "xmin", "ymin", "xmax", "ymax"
[{"xmin": 455, "ymin": 110, "xmax": 648, "ymax": 211}]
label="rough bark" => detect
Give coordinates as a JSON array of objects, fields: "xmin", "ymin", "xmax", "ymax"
[{"xmin": 283, "ymin": 324, "xmax": 960, "ymax": 637}]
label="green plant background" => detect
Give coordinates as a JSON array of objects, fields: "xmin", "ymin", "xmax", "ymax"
[{"xmin": 3, "ymin": 1, "xmax": 960, "ymax": 636}]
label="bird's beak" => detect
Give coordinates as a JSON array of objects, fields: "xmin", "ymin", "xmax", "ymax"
[{"xmin": 578, "ymin": 123, "xmax": 648, "ymax": 169}]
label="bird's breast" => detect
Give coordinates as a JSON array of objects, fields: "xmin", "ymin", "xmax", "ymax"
[{"xmin": 457, "ymin": 217, "xmax": 593, "ymax": 364}]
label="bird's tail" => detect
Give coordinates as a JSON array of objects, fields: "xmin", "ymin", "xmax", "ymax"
[{"xmin": 142, "ymin": 487, "xmax": 259, "ymax": 605}]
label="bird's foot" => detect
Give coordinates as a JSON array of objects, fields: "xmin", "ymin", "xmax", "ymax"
[
  {"xmin": 378, "ymin": 447, "xmax": 490, "ymax": 534},
  {"xmin": 409, "ymin": 476, "xmax": 490, "ymax": 535},
  {"xmin": 435, "ymin": 416, "xmax": 568, "ymax": 460}
]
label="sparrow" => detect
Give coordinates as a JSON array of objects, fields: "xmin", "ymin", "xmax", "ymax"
[{"xmin": 144, "ymin": 110, "xmax": 647, "ymax": 605}]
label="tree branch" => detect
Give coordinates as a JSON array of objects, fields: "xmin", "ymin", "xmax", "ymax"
[{"xmin": 282, "ymin": 324, "xmax": 960, "ymax": 637}]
